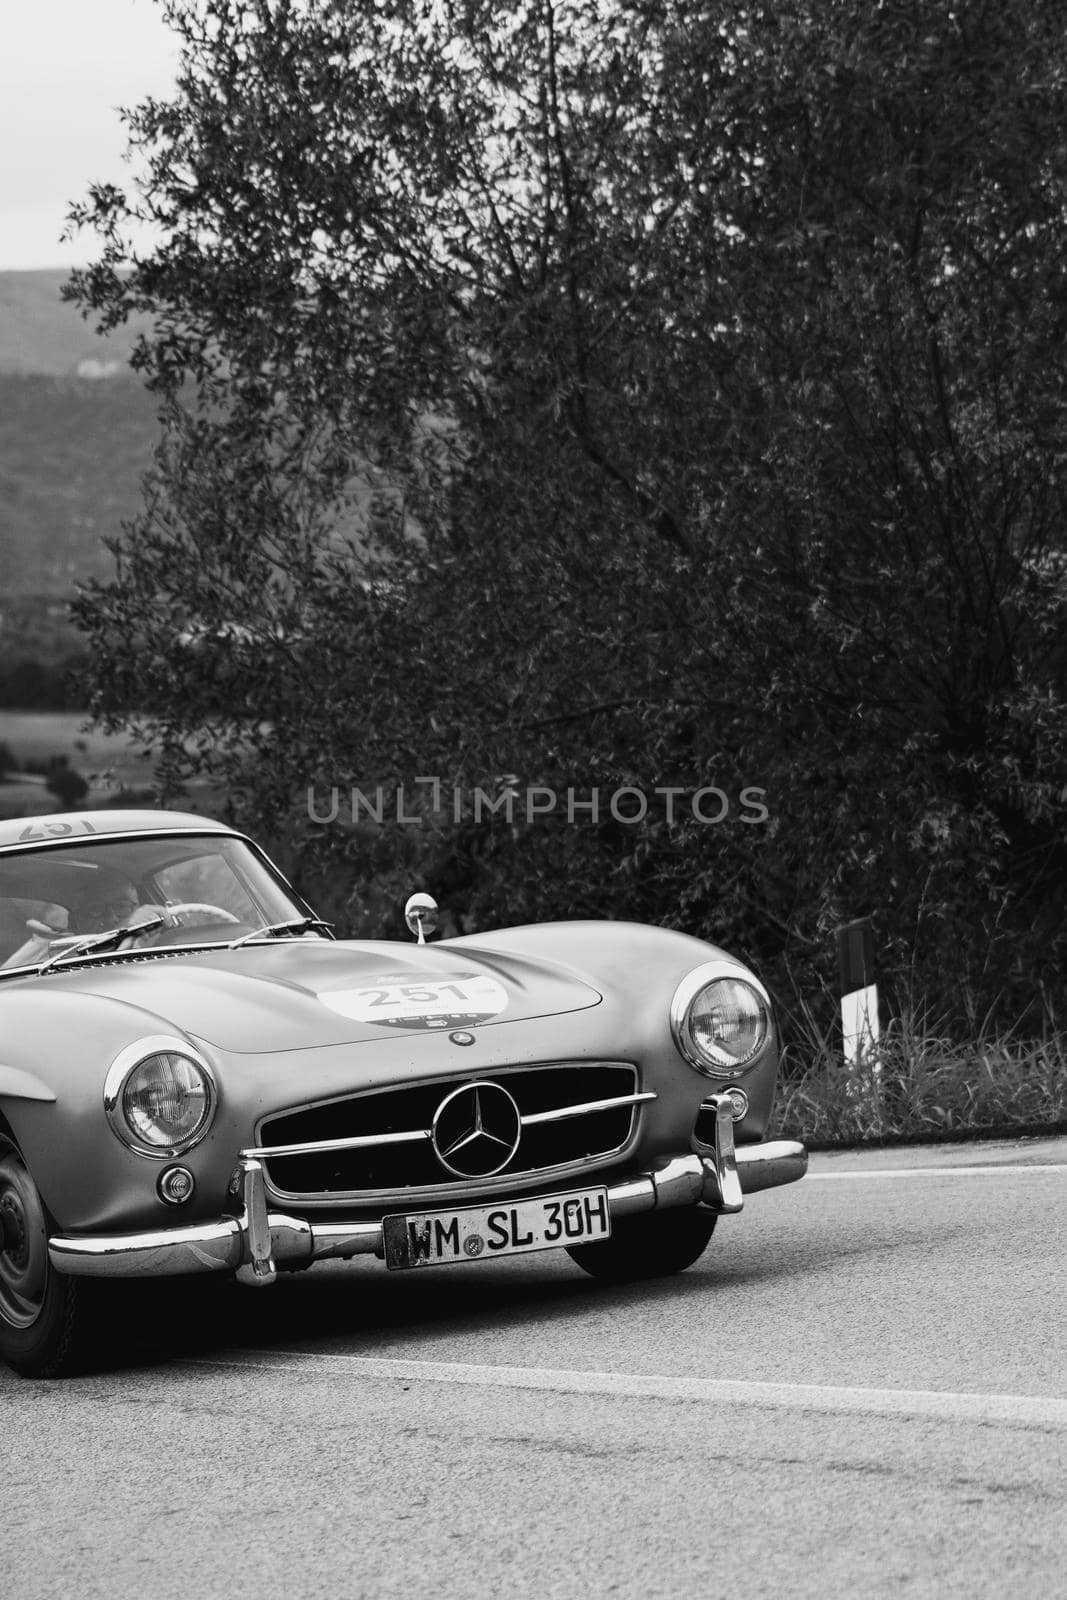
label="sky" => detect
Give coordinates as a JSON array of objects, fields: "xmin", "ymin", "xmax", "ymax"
[{"xmin": 0, "ymin": 0, "xmax": 180, "ymax": 270}]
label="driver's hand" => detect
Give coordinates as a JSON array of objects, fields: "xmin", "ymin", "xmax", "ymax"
[
  {"xmin": 128, "ymin": 903, "xmax": 171, "ymax": 932},
  {"xmin": 159, "ymin": 904, "xmax": 234, "ymax": 925},
  {"xmin": 142, "ymin": 904, "xmax": 223, "ymax": 931},
  {"xmin": 136, "ymin": 904, "xmax": 167, "ymax": 922}
]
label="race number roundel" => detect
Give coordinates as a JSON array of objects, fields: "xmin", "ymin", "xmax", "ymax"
[{"xmin": 319, "ymin": 971, "xmax": 509, "ymax": 1030}]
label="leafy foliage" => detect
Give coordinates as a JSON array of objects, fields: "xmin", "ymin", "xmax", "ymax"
[{"xmin": 67, "ymin": 0, "xmax": 1067, "ymax": 1020}]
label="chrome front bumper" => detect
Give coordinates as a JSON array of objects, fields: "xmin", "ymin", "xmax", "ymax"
[{"xmin": 49, "ymin": 1102, "xmax": 807, "ymax": 1286}]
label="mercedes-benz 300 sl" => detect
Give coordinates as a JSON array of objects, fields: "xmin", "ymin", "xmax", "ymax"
[{"xmin": 0, "ymin": 810, "xmax": 806, "ymax": 1376}]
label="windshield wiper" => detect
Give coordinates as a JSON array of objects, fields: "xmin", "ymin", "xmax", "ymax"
[
  {"xmin": 228, "ymin": 917, "xmax": 334, "ymax": 949},
  {"xmin": 36, "ymin": 914, "xmax": 166, "ymax": 974}
]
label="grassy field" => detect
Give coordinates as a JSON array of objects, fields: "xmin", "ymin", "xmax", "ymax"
[
  {"xmin": 0, "ymin": 710, "xmax": 156, "ymax": 819},
  {"xmin": 0, "ymin": 709, "xmax": 154, "ymax": 777}
]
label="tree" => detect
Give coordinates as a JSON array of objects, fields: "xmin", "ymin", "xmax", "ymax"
[{"xmin": 68, "ymin": 0, "xmax": 1067, "ymax": 1019}]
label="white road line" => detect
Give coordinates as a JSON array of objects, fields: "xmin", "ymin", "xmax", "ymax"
[
  {"xmin": 187, "ymin": 1351, "xmax": 1067, "ymax": 1429},
  {"xmin": 807, "ymin": 1164, "xmax": 1066, "ymax": 1180}
]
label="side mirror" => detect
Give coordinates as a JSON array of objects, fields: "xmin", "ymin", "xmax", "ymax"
[{"xmin": 404, "ymin": 892, "xmax": 439, "ymax": 945}]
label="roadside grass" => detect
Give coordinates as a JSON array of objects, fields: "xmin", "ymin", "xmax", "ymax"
[{"xmin": 769, "ymin": 991, "xmax": 1067, "ymax": 1147}]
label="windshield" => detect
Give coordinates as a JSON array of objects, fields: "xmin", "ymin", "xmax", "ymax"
[{"xmin": 0, "ymin": 832, "xmax": 319, "ymax": 975}]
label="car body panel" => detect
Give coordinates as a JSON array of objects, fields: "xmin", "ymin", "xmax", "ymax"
[
  {"xmin": 2, "ymin": 939, "xmax": 604, "ymax": 1055},
  {"xmin": 0, "ymin": 1066, "xmax": 56, "ymax": 1103}
]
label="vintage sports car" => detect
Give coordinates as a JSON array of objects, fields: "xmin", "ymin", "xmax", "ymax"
[{"xmin": 0, "ymin": 810, "xmax": 807, "ymax": 1377}]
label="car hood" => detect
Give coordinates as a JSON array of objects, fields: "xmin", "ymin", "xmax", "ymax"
[{"xmin": 36, "ymin": 938, "xmax": 603, "ymax": 1053}]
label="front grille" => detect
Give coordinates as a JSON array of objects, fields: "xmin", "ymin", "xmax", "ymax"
[{"xmin": 259, "ymin": 1062, "xmax": 641, "ymax": 1202}]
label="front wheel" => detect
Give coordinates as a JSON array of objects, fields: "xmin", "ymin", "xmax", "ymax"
[
  {"xmin": 0, "ymin": 1142, "xmax": 103, "ymax": 1378},
  {"xmin": 566, "ymin": 1207, "xmax": 717, "ymax": 1283}
]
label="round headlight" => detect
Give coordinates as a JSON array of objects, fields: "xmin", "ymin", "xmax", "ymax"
[
  {"xmin": 671, "ymin": 966, "xmax": 771, "ymax": 1078},
  {"xmin": 104, "ymin": 1038, "xmax": 216, "ymax": 1158}
]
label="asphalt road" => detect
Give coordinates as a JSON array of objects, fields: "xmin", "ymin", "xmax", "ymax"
[{"xmin": 4, "ymin": 1137, "xmax": 1065, "ymax": 1599}]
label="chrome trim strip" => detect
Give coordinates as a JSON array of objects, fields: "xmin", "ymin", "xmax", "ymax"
[
  {"xmin": 47, "ymin": 1139, "xmax": 807, "ymax": 1280},
  {"xmin": 246, "ymin": 1091, "xmax": 657, "ymax": 1160},
  {"xmin": 520, "ymin": 1091, "xmax": 656, "ymax": 1127},
  {"xmin": 243, "ymin": 1128, "xmax": 432, "ymax": 1160}
]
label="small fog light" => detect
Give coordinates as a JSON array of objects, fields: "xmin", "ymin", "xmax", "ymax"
[
  {"xmin": 158, "ymin": 1165, "xmax": 195, "ymax": 1206},
  {"xmin": 723, "ymin": 1087, "xmax": 749, "ymax": 1121}
]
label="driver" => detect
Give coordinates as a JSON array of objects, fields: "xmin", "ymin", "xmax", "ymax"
[{"xmin": 76, "ymin": 874, "xmax": 147, "ymax": 933}]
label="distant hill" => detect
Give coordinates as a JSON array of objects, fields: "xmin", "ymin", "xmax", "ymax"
[
  {"xmin": 0, "ymin": 374, "xmax": 157, "ymax": 596},
  {"xmin": 0, "ymin": 270, "xmax": 158, "ymax": 608},
  {"xmin": 0, "ymin": 270, "xmax": 152, "ymax": 377},
  {"xmin": 0, "ymin": 271, "xmax": 158, "ymax": 700}
]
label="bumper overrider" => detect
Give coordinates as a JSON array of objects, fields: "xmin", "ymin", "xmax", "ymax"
[{"xmin": 48, "ymin": 1096, "xmax": 807, "ymax": 1287}]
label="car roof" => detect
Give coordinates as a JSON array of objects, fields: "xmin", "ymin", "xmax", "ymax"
[{"xmin": 0, "ymin": 809, "xmax": 234, "ymax": 854}]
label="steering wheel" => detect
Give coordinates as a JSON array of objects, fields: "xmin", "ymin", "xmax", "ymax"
[{"xmin": 158, "ymin": 902, "xmax": 241, "ymax": 926}]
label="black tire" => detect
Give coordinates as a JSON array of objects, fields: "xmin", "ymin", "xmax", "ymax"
[
  {"xmin": 566, "ymin": 1206, "xmax": 717, "ymax": 1283},
  {"xmin": 0, "ymin": 1142, "xmax": 104, "ymax": 1378}
]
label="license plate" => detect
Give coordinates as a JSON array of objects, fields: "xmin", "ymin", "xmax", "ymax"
[{"xmin": 382, "ymin": 1186, "xmax": 611, "ymax": 1270}]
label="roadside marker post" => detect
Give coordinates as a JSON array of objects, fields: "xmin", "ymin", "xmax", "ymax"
[{"xmin": 837, "ymin": 918, "xmax": 880, "ymax": 1070}]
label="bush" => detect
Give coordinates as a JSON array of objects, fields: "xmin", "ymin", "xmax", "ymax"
[{"xmin": 41, "ymin": 755, "xmax": 89, "ymax": 809}]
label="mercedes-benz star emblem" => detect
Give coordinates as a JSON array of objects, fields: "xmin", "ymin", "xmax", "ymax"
[{"xmin": 431, "ymin": 1081, "xmax": 522, "ymax": 1179}]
